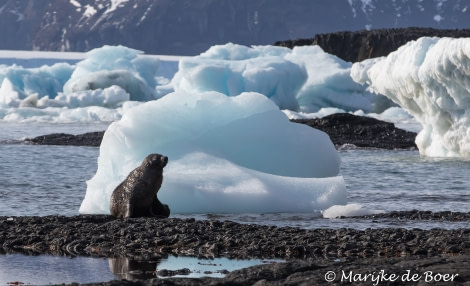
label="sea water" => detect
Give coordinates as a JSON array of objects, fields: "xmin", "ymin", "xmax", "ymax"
[
  {"xmin": 0, "ymin": 122, "xmax": 469, "ymax": 229},
  {"xmin": 1, "ymin": 122, "xmax": 470, "ymax": 284}
]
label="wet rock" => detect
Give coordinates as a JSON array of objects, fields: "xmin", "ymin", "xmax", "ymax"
[
  {"xmin": 292, "ymin": 113, "xmax": 417, "ymax": 150},
  {"xmin": 25, "ymin": 131, "xmax": 104, "ymax": 147},
  {"xmin": 156, "ymin": 268, "xmax": 191, "ymax": 277},
  {"xmin": 0, "ymin": 212, "xmax": 468, "ymax": 285},
  {"xmin": 1, "ymin": 212, "xmax": 469, "ymax": 260}
]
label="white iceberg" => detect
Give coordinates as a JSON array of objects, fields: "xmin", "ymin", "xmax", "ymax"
[
  {"xmin": 0, "ymin": 46, "xmax": 173, "ymax": 122},
  {"xmin": 352, "ymin": 37, "xmax": 470, "ymax": 157},
  {"xmin": 0, "ymin": 63, "xmax": 73, "ymax": 107},
  {"xmin": 0, "ymin": 44, "xmax": 387, "ymax": 123},
  {"xmin": 63, "ymin": 45, "xmax": 159, "ymax": 101},
  {"xmin": 171, "ymin": 43, "xmax": 379, "ymax": 113},
  {"xmin": 79, "ymin": 91, "xmax": 346, "ymax": 214}
]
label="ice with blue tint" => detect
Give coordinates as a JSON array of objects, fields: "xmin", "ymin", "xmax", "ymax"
[
  {"xmin": 0, "ymin": 63, "xmax": 74, "ymax": 107},
  {"xmin": 352, "ymin": 37, "xmax": 470, "ymax": 157},
  {"xmin": 0, "ymin": 46, "xmax": 172, "ymax": 122},
  {"xmin": 63, "ymin": 45, "xmax": 159, "ymax": 101},
  {"xmin": 286, "ymin": 45, "xmax": 379, "ymax": 113},
  {"xmin": 170, "ymin": 43, "xmax": 380, "ymax": 113},
  {"xmin": 0, "ymin": 44, "xmax": 386, "ymax": 123},
  {"xmin": 79, "ymin": 91, "xmax": 346, "ymax": 214}
]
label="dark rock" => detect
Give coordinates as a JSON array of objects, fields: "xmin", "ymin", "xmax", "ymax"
[
  {"xmin": 156, "ymin": 268, "xmax": 191, "ymax": 277},
  {"xmin": 0, "ymin": 213, "xmax": 468, "ymax": 285},
  {"xmin": 292, "ymin": 113, "xmax": 417, "ymax": 150},
  {"xmin": 1, "ymin": 213, "xmax": 469, "ymax": 259},
  {"xmin": 25, "ymin": 131, "xmax": 104, "ymax": 147},
  {"xmin": 275, "ymin": 27, "xmax": 470, "ymax": 62}
]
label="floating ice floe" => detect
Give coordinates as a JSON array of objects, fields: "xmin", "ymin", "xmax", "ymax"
[
  {"xmin": 352, "ymin": 37, "xmax": 470, "ymax": 157},
  {"xmin": 0, "ymin": 43, "xmax": 393, "ymax": 123},
  {"xmin": 80, "ymin": 91, "xmax": 347, "ymax": 214},
  {"xmin": 322, "ymin": 203, "xmax": 385, "ymax": 219},
  {"xmin": 63, "ymin": 45, "xmax": 159, "ymax": 101},
  {"xmin": 0, "ymin": 46, "xmax": 170, "ymax": 122},
  {"xmin": 0, "ymin": 63, "xmax": 74, "ymax": 107},
  {"xmin": 170, "ymin": 43, "xmax": 383, "ymax": 113}
]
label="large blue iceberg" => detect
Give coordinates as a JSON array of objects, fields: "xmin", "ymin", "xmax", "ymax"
[{"xmin": 80, "ymin": 91, "xmax": 346, "ymax": 214}]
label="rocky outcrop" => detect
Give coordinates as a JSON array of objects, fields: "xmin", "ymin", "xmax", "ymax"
[
  {"xmin": 1, "ymin": 213, "xmax": 469, "ymax": 285},
  {"xmin": 24, "ymin": 131, "xmax": 104, "ymax": 147},
  {"xmin": 293, "ymin": 113, "xmax": 417, "ymax": 150},
  {"xmin": 2, "ymin": 212, "xmax": 470, "ymax": 259},
  {"xmin": 275, "ymin": 28, "xmax": 470, "ymax": 62}
]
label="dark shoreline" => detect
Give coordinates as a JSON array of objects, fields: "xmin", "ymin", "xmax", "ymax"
[{"xmin": 1, "ymin": 211, "xmax": 470, "ymax": 285}]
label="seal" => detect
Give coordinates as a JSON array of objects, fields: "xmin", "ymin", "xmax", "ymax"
[{"xmin": 110, "ymin": 153, "xmax": 170, "ymax": 218}]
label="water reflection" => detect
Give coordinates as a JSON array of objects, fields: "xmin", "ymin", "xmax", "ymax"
[
  {"xmin": 0, "ymin": 253, "xmax": 282, "ymax": 284},
  {"xmin": 109, "ymin": 256, "xmax": 159, "ymax": 280},
  {"xmin": 110, "ymin": 256, "xmax": 282, "ymax": 279}
]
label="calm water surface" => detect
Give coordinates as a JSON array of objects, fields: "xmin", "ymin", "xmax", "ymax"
[
  {"xmin": 340, "ymin": 149, "xmax": 470, "ymax": 213},
  {"xmin": 1, "ymin": 135, "xmax": 469, "ymax": 229},
  {"xmin": 0, "ymin": 144, "xmax": 98, "ymax": 216},
  {"xmin": 0, "ymin": 254, "xmax": 279, "ymax": 284}
]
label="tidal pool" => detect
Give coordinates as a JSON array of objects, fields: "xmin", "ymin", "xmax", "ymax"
[{"xmin": 0, "ymin": 254, "xmax": 282, "ymax": 284}]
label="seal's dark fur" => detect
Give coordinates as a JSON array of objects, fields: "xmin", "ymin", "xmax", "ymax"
[{"xmin": 110, "ymin": 154, "xmax": 170, "ymax": 218}]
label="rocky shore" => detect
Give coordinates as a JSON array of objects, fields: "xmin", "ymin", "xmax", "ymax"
[
  {"xmin": 1, "ymin": 211, "xmax": 470, "ymax": 285},
  {"xmin": 25, "ymin": 113, "xmax": 418, "ymax": 150}
]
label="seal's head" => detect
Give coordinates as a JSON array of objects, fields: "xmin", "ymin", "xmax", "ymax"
[{"xmin": 143, "ymin": 153, "xmax": 168, "ymax": 170}]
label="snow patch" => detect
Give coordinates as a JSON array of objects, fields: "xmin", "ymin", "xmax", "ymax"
[
  {"xmin": 69, "ymin": 0, "xmax": 81, "ymax": 8},
  {"xmin": 433, "ymin": 14, "xmax": 444, "ymax": 22},
  {"xmin": 105, "ymin": 0, "xmax": 130, "ymax": 14},
  {"xmin": 83, "ymin": 5, "xmax": 97, "ymax": 18}
]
